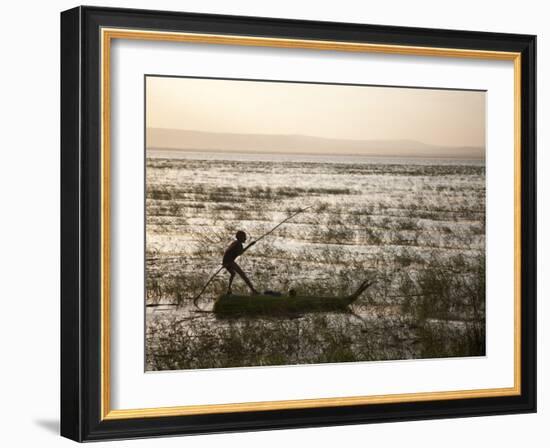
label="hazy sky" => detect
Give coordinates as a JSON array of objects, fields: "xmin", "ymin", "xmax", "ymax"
[{"xmin": 146, "ymin": 76, "xmax": 485, "ymax": 149}]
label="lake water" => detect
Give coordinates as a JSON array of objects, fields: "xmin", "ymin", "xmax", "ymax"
[{"xmin": 145, "ymin": 151, "xmax": 486, "ymax": 371}]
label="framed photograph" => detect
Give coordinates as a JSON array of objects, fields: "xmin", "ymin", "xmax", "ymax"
[{"xmin": 60, "ymin": 6, "xmax": 536, "ymax": 442}]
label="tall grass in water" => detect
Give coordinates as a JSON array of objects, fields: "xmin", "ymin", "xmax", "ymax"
[{"xmin": 145, "ymin": 157, "xmax": 486, "ymax": 370}]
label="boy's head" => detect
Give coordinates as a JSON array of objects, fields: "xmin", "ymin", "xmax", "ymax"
[{"xmin": 236, "ymin": 230, "xmax": 247, "ymax": 242}]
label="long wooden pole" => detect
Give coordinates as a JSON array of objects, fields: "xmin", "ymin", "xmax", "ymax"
[
  {"xmin": 249, "ymin": 206, "xmax": 312, "ymax": 246},
  {"xmin": 192, "ymin": 266, "xmax": 225, "ymax": 308},
  {"xmin": 192, "ymin": 206, "xmax": 311, "ymax": 308}
]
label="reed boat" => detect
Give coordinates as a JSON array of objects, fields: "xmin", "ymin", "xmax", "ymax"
[{"xmin": 213, "ymin": 279, "xmax": 373, "ymax": 316}]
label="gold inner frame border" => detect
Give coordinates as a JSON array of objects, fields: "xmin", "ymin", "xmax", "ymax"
[{"xmin": 99, "ymin": 27, "xmax": 522, "ymax": 420}]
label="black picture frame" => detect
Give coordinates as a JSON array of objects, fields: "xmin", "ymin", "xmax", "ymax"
[{"xmin": 61, "ymin": 5, "xmax": 536, "ymax": 442}]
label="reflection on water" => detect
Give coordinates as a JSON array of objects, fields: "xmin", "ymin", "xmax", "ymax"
[{"xmin": 146, "ymin": 301, "xmax": 482, "ymax": 371}]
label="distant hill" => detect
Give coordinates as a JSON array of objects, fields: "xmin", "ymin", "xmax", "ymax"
[{"xmin": 146, "ymin": 128, "xmax": 485, "ymax": 159}]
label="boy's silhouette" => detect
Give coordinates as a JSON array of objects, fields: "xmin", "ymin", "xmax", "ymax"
[{"xmin": 223, "ymin": 230, "xmax": 258, "ymax": 295}]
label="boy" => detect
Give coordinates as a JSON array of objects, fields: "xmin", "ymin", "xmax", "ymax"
[{"xmin": 223, "ymin": 230, "xmax": 258, "ymax": 295}]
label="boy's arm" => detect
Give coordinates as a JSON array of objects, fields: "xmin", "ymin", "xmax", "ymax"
[{"xmin": 242, "ymin": 241, "xmax": 256, "ymax": 253}]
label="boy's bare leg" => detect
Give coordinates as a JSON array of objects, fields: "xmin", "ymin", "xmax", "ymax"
[
  {"xmin": 226, "ymin": 268, "xmax": 235, "ymax": 295},
  {"xmin": 232, "ymin": 263, "xmax": 258, "ymax": 294}
]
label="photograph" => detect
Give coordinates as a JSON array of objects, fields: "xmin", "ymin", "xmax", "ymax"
[{"xmin": 144, "ymin": 75, "xmax": 487, "ymax": 371}]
